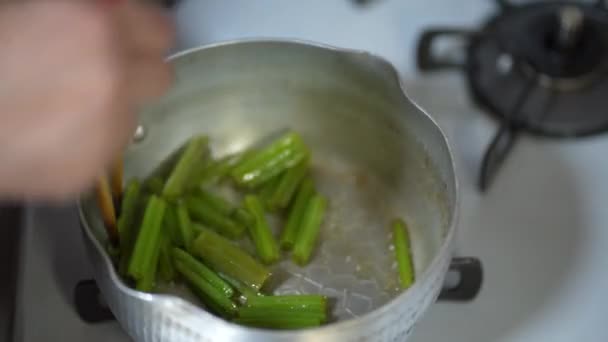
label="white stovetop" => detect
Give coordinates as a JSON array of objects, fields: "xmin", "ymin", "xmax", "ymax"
[{"xmin": 15, "ymin": 1, "xmax": 608, "ymax": 341}]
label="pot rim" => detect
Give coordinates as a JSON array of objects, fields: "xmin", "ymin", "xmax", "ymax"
[{"xmin": 77, "ymin": 37, "xmax": 460, "ymax": 337}]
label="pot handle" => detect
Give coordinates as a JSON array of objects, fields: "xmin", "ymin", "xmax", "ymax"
[
  {"xmin": 74, "ymin": 280, "xmax": 115, "ymax": 323},
  {"xmin": 416, "ymin": 29, "xmax": 474, "ymax": 71},
  {"xmin": 437, "ymin": 257, "xmax": 483, "ymax": 302}
]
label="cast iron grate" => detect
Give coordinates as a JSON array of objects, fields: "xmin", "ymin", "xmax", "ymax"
[{"xmin": 417, "ymin": 0, "xmax": 608, "ymax": 191}]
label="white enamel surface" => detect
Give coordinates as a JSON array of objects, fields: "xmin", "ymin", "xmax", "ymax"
[{"xmin": 14, "ymin": 1, "xmax": 608, "ymax": 341}]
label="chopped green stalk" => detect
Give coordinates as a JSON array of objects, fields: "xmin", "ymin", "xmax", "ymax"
[
  {"xmin": 188, "ymin": 285, "xmax": 233, "ymax": 319},
  {"xmin": 233, "ymin": 207, "xmax": 254, "ymax": 227},
  {"xmin": 174, "ymin": 261, "xmax": 238, "ymax": 317},
  {"xmin": 218, "ymin": 273, "xmax": 262, "ymax": 302},
  {"xmin": 233, "ymin": 317, "xmax": 322, "ymax": 329},
  {"xmin": 241, "ymin": 148, "xmax": 308, "ymax": 189},
  {"xmin": 163, "ymin": 135, "xmax": 210, "ymax": 199},
  {"xmin": 246, "ymin": 295, "xmax": 327, "ymax": 311},
  {"xmin": 233, "ymin": 132, "xmax": 300, "ymax": 173},
  {"xmin": 172, "ymin": 248, "xmax": 234, "ymax": 298},
  {"xmin": 280, "ymin": 179, "xmax": 314, "ymax": 250},
  {"xmin": 194, "ymin": 190, "xmax": 234, "ymax": 216},
  {"xmin": 146, "ymin": 144, "xmax": 187, "ymax": 183},
  {"xmin": 176, "ymin": 203, "xmax": 194, "ymax": 251},
  {"xmin": 117, "ymin": 179, "xmax": 143, "ymax": 275},
  {"xmin": 163, "ymin": 203, "xmax": 182, "ymax": 247},
  {"xmin": 191, "ymin": 222, "xmax": 205, "ymax": 237},
  {"xmin": 158, "ymin": 236, "xmax": 176, "ymax": 282},
  {"xmin": 238, "ymin": 307, "xmax": 327, "ymax": 323},
  {"xmin": 185, "ymin": 196, "xmax": 245, "ymax": 238},
  {"xmin": 117, "ymin": 179, "xmax": 141, "ymax": 235},
  {"xmin": 192, "ymin": 228, "xmax": 271, "ymax": 291},
  {"xmin": 165, "ymin": 203, "xmax": 193, "ymax": 250},
  {"xmin": 231, "ymin": 132, "xmax": 309, "ymax": 188},
  {"xmin": 192, "ymin": 161, "xmax": 225, "ymax": 187},
  {"xmin": 243, "ymin": 195, "xmax": 279, "ymax": 264},
  {"xmin": 142, "ymin": 177, "xmax": 164, "ymax": 195},
  {"xmin": 268, "ymin": 158, "xmax": 309, "ymax": 210},
  {"xmin": 192, "ymin": 190, "xmax": 254, "ymax": 227},
  {"xmin": 292, "ymin": 195, "xmax": 328, "ymax": 266},
  {"xmin": 136, "ymin": 234, "xmax": 162, "ymax": 292},
  {"xmin": 194, "ymin": 152, "xmax": 248, "ymax": 186},
  {"xmin": 128, "ymin": 196, "xmax": 166, "ymax": 281},
  {"xmin": 258, "ymin": 175, "xmax": 281, "ymax": 209},
  {"xmin": 392, "ymin": 218, "xmax": 415, "ymax": 289}
]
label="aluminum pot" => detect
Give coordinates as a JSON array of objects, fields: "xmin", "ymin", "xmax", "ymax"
[{"xmin": 78, "ymin": 39, "xmax": 461, "ymax": 342}]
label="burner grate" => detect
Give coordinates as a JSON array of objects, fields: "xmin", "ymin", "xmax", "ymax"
[{"xmin": 417, "ymin": 0, "xmax": 608, "ymax": 191}]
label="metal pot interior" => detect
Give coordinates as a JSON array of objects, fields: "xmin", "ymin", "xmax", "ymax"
[{"xmin": 80, "ymin": 40, "xmax": 456, "ymax": 322}]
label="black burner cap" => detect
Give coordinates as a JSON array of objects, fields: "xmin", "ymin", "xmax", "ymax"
[
  {"xmin": 466, "ymin": 2, "xmax": 608, "ymax": 137},
  {"xmin": 516, "ymin": 7, "xmax": 604, "ymax": 78}
]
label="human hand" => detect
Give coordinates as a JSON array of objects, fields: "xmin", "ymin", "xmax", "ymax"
[{"xmin": 0, "ymin": 0, "xmax": 174, "ymax": 201}]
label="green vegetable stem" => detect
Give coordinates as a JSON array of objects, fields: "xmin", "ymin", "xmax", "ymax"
[
  {"xmin": 392, "ymin": 218, "xmax": 415, "ymax": 289},
  {"xmin": 243, "ymin": 195, "xmax": 280, "ymax": 264},
  {"xmin": 186, "ymin": 196, "xmax": 246, "ymax": 238},
  {"xmin": 174, "ymin": 261, "xmax": 238, "ymax": 318},
  {"xmin": 172, "ymin": 247, "xmax": 234, "ymax": 298},
  {"xmin": 128, "ymin": 196, "xmax": 167, "ymax": 282},
  {"xmin": 176, "ymin": 202, "xmax": 194, "ymax": 251},
  {"xmin": 231, "ymin": 132, "xmax": 309, "ymax": 188},
  {"xmin": 292, "ymin": 195, "xmax": 328, "ymax": 266},
  {"xmin": 194, "ymin": 152, "xmax": 249, "ymax": 186},
  {"xmin": 235, "ymin": 294, "xmax": 328, "ymax": 329},
  {"xmin": 117, "ymin": 179, "xmax": 143, "ymax": 275},
  {"xmin": 163, "ymin": 135, "xmax": 210, "ymax": 199},
  {"xmin": 158, "ymin": 235, "xmax": 176, "ymax": 283},
  {"xmin": 268, "ymin": 158, "xmax": 309, "ymax": 210},
  {"xmin": 245, "ymin": 294, "xmax": 327, "ymax": 312},
  {"xmin": 279, "ymin": 178, "xmax": 314, "ymax": 250},
  {"xmin": 191, "ymin": 227, "xmax": 271, "ymax": 291}
]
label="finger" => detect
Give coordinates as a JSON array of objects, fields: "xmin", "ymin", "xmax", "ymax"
[
  {"xmin": 112, "ymin": 1, "xmax": 175, "ymax": 54},
  {"xmin": 126, "ymin": 57, "xmax": 174, "ymax": 107},
  {"xmin": 101, "ymin": 50, "xmax": 172, "ymax": 176},
  {"xmin": 108, "ymin": 101, "xmax": 139, "ymax": 156}
]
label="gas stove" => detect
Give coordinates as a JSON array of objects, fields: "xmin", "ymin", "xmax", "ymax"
[{"xmin": 10, "ymin": 1, "xmax": 608, "ymax": 341}]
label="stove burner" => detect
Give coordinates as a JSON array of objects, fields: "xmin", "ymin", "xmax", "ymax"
[
  {"xmin": 519, "ymin": 6, "xmax": 604, "ymax": 79},
  {"xmin": 416, "ymin": 0, "xmax": 608, "ymax": 191}
]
